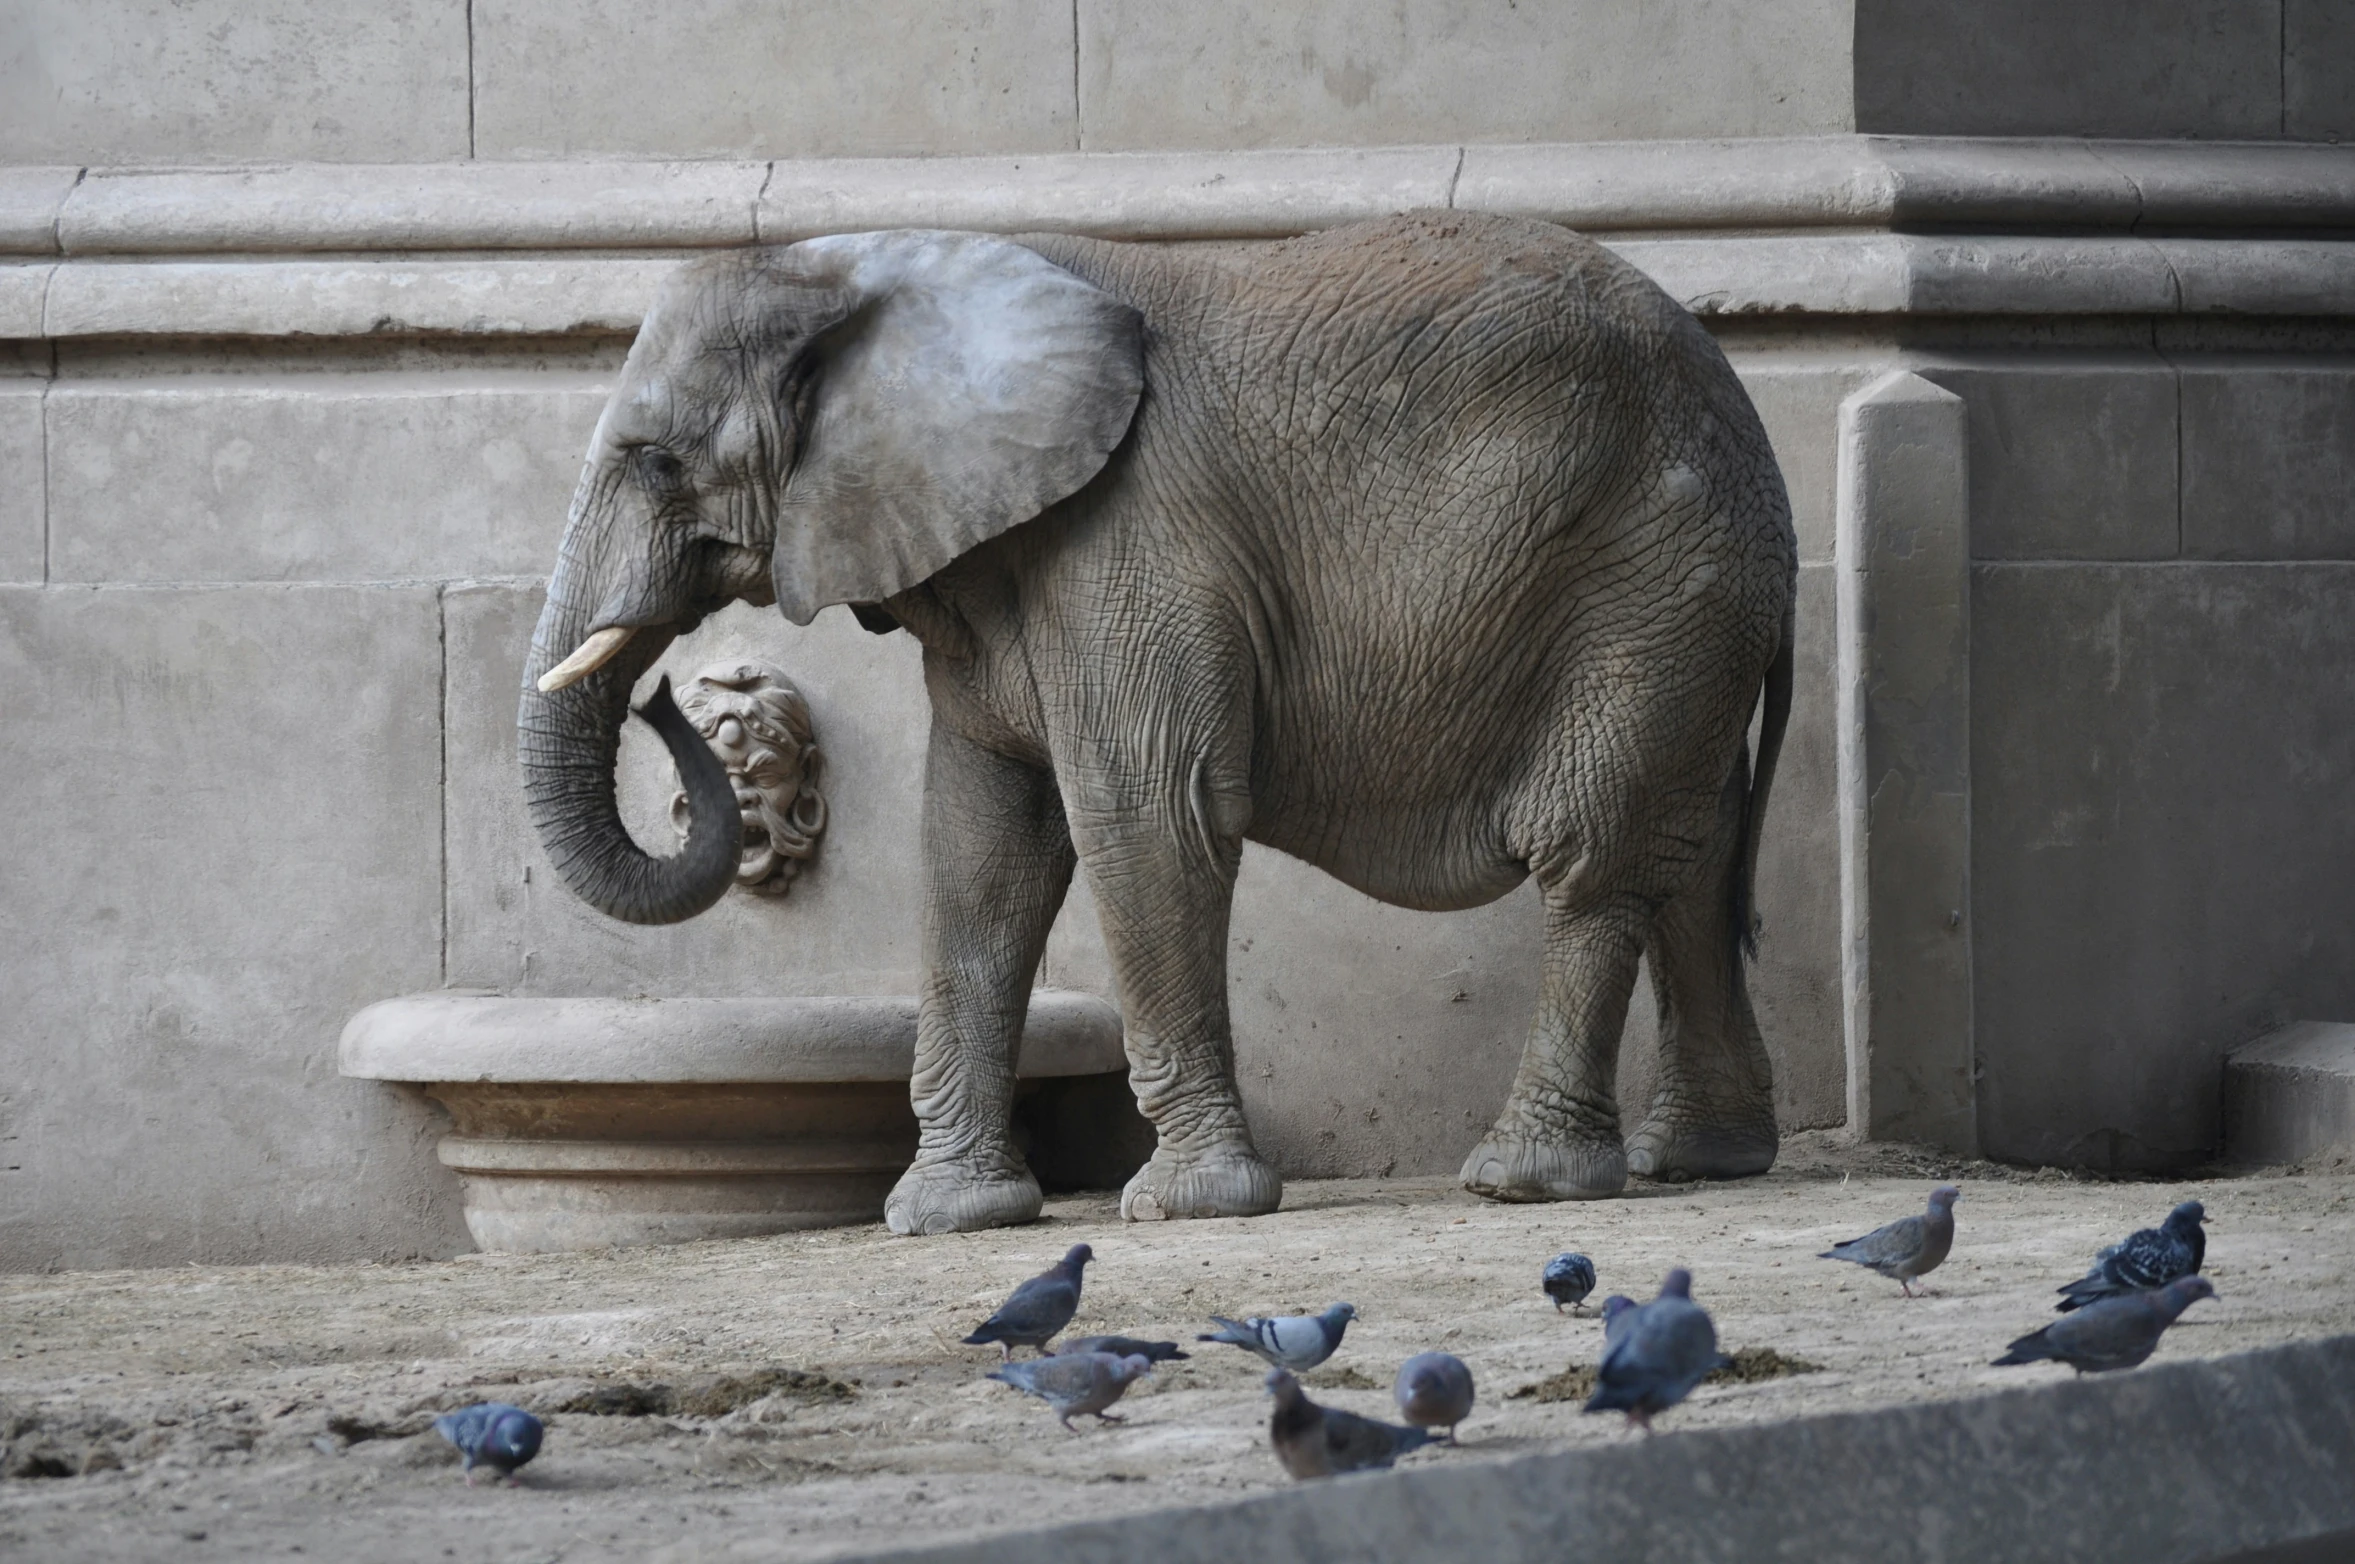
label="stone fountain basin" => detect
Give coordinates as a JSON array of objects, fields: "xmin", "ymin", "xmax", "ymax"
[{"xmin": 339, "ymin": 991, "xmax": 1136, "ymax": 1253}]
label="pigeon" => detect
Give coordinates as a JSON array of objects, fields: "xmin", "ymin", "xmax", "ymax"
[
  {"xmin": 1054, "ymin": 1334, "xmax": 1189, "ymax": 1363},
  {"xmin": 1818, "ymin": 1184, "xmax": 1960, "ymax": 1297},
  {"xmin": 432, "ymin": 1402, "xmax": 543, "ymax": 1485},
  {"xmin": 2055, "ymin": 1200, "xmax": 2207, "ymax": 1312},
  {"xmin": 1198, "ymin": 1302, "xmax": 1356, "ymax": 1371},
  {"xmin": 988, "ymin": 1351, "xmax": 1153, "ymax": 1430},
  {"xmin": 1542, "ymin": 1252, "xmax": 1598, "ymax": 1313},
  {"xmin": 1265, "ymin": 1368, "xmax": 1435, "ymax": 1479},
  {"xmin": 1996, "ymin": 1276, "xmax": 2217, "ymax": 1373},
  {"xmin": 1583, "ymin": 1269, "xmax": 1725, "ymax": 1432},
  {"xmin": 1599, "ymin": 1294, "xmax": 1639, "ymax": 1346},
  {"xmin": 963, "ymin": 1244, "xmax": 1093, "ymax": 1360},
  {"xmin": 1392, "ymin": 1351, "xmax": 1475, "ymax": 1443}
]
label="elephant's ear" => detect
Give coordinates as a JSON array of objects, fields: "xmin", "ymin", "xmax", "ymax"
[{"xmin": 768, "ymin": 230, "xmax": 1144, "ymax": 626}]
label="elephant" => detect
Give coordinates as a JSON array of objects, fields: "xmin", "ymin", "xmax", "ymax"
[{"xmin": 520, "ymin": 211, "xmax": 1797, "ymax": 1235}]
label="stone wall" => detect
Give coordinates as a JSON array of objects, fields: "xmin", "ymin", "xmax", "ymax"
[{"xmin": 4, "ymin": 5, "xmax": 2353, "ymax": 1265}]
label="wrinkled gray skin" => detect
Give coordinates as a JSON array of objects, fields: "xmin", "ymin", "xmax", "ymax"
[{"xmin": 520, "ymin": 212, "xmax": 1796, "ymax": 1235}]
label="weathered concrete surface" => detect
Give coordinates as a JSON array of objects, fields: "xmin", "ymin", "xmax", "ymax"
[
  {"xmin": 1, "ymin": 0, "xmax": 471, "ymax": 164},
  {"xmin": 0, "ymin": 384, "xmax": 41, "ymax": 582},
  {"xmin": 2181, "ymin": 365, "xmax": 2355, "ymax": 561},
  {"xmin": 1972, "ymin": 564, "xmax": 2355, "ymax": 1170},
  {"xmin": 2225, "ymin": 1022, "xmax": 2355, "ymax": 1168},
  {"xmin": 0, "ymin": 584, "xmax": 467, "ymax": 1271},
  {"xmin": 2287, "ymin": 0, "xmax": 2355, "ymax": 141},
  {"xmin": 1837, "ymin": 373, "xmax": 1974, "ymax": 1152},
  {"xmin": 1, "ymin": 1158, "xmax": 2349, "ymax": 1560}
]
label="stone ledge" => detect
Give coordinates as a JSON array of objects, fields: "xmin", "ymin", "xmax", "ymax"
[
  {"xmin": 2225, "ymin": 1021, "xmax": 2355, "ymax": 1168},
  {"xmin": 10, "ymin": 138, "xmax": 2355, "ymax": 260},
  {"xmin": 867, "ymin": 1334, "xmax": 2355, "ymax": 1564},
  {"xmin": 338, "ymin": 990, "xmax": 1127, "ymax": 1084}
]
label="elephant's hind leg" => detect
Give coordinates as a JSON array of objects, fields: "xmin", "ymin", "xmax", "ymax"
[
  {"xmin": 1625, "ymin": 749, "xmax": 1778, "ymax": 1182},
  {"xmin": 885, "ymin": 724, "xmax": 1075, "ymax": 1237},
  {"xmin": 1461, "ymin": 887, "xmax": 1648, "ymax": 1202}
]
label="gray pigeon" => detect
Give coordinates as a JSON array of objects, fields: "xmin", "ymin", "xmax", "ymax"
[
  {"xmin": 1055, "ymin": 1334, "xmax": 1188, "ymax": 1363},
  {"xmin": 432, "ymin": 1402, "xmax": 543, "ymax": 1485},
  {"xmin": 2056, "ymin": 1200, "xmax": 2206, "ymax": 1312},
  {"xmin": 988, "ymin": 1351, "xmax": 1153, "ymax": 1429},
  {"xmin": 1542, "ymin": 1252, "xmax": 1598, "ymax": 1313},
  {"xmin": 1599, "ymin": 1294, "xmax": 1639, "ymax": 1346},
  {"xmin": 1265, "ymin": 1368, "xmax": 1435, "ymax": 1479},
  {"xmin": 1392, "ymin": 1351, "xmax": 1475, "ymax": 1442},
  {"xmin": 1199, "ymin": 1302, "xmax": 1356, "ymax": 1371},
  {"xmin": 1995, "ymin": 1275, "xmax": 2216, "ymax": 1373},
  {"xmin": 1583, "ymin": 1269, "xmax": 1724, "ymax": 1432},
  {"xmin": 1818, "ymin": 1184, "xmax": 1959, "ymax": 1297},
  {"xmin": 964, "ymin": 1243, "xmax": 1093, "ymax": 1360}
]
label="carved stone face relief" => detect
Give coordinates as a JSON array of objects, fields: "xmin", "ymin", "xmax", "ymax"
[{"xmin": 670, "ymin": 662, "xmax": 828, "ymax": 897}]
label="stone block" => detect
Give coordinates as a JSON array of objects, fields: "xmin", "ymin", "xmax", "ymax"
[
  {"xmin": 1855, "ymin": 0, "xmax": 2283, "ymax": 139},
  {"xmin": 1075, "ymin": 0, "xmax": 1852, "ymax": 151},
  {"xmin": 2286, "ymin": 0, "xmax": 2355, "ymax": 142},
  {"xmin": 2224, "ymin": 1022, "xmax": 2355, "ymax": 1167},
  {"xmin": 0, "ymin": 584, "xmax": 461, "ymax": 1270},
  {"xmin": 443, "ymin": 588, "xmax": 935, "ymax": 1001},
  {"xmin": 45, "ymin": 374, "xmax": 610, "ymax": 584},
  {"xmin": 0, "ymin": 167, "xmax": 80, "ymax": 256},
  {"xmin": 1923, "ymin": 359, "xmax": 2180, "ymax": 562},
  {"xmin": 0, "ymin": 264, "xmax": 47, "ymax": 339},
  {"xmin": 471, "ymin": 0, "xmax": 1079, "ymax": 159},
  {"xmin": 2181, "ymin": 365, "xmax": 2355, "ymax": 560},
  {"xmin": 0, "ymin": 0, "xmax": 469, "ymax": 164},
  {"xmin": 1971, "ymin": 563, "xmax": 2355, "ymax": 1169},
  {"xmin": 1838, "ymin": 371, "xmax": 1974, "ymax": 1151},
  {"xmin": 0, "ymin": 386, "xmax": 41, "ymax": 582}
]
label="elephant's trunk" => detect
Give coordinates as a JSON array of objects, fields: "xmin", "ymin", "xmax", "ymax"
[{"xmin": 518, "ymin": 576, "xmax": 739, "ymax": 926}]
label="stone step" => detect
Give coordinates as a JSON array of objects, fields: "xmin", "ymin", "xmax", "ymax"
[{"xmin": 2223, "ymin": 1021, "xmax": 2355, "ymax": 1167}]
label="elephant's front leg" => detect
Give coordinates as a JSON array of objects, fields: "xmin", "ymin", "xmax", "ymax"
[
  {"xmin": 1461, "ymin": 890, "xmax": 1649, "ymax": 1201},
  {"xmin": 1070, "ymin": 770, "xmax": 1282, "ymax": 1223},
  {"xmin": 884, "ymin": 724, "xmax": 1075, "ymax": 1237}
]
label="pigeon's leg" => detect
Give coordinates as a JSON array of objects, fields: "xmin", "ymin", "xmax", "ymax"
[
  {"xmin": 1461, "ymin": 887, "xmax": 1647, "ymax": 1201},
  {"xmin": 999, "ymin": 1342, "xmax": 1014, "ymax": 1362},
  {"xmin": 885, "ymin": 724, "xmax": 1077, "ymax": 1237},
  {"xmin": 1625, "ymin": 746, "xmax": 1778, "ymax": 1183},
  {"xmin": 1068, "ymin": 726, "xmax": 1281, "ymax": 1224},
  {"xmin": 1094, "ymin": 1412, "xmax": 1126, "ymax": 1424},
  {"xmin": 1900, "ymin": 1279, "xmax": 1916, "ymax": 1299}
]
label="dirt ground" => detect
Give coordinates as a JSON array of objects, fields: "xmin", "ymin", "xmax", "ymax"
[{"xmin": 5, "ymin": 1134, "xmax": 2352, "ymax": 1562}]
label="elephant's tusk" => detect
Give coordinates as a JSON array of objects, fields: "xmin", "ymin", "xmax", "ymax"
[{"xmin": 536, "ymin": 625, "xmax": 636, "ymax": 692}]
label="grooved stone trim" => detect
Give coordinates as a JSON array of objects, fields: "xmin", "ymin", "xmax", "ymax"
[
  {"xmin": 865, "ymin": 1336, "xmax": 2355, "ymax": 1564},
  {"xmin": 1836, "ymin": 371, "xmax": 1974, "ymax": 1152}
]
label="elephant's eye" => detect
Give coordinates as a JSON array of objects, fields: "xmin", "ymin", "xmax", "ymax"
[{"xmin": 633, "ymin": 446, "xmax": 689, "ymax": 497}]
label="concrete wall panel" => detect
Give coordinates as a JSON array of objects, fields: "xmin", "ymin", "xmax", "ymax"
[
  {"xmin": 1855, "ymin": 0, "xmax": 2284, "ymax": 140},
  {"xmin": 46, "ymin": 376, "xmax": 609, "ymax": 584},
  {"xmin": 1076, "ymin": 0, "xmax": 1853, "ymax": 151},
  {"xmin": 0, "ymin": 584, "xmax": 463, "ymax": 1269},
  {"xmin": 471, "ymin": 0, "xmax": 1079, "ymax": 160},
  {"xmin": 0, "ymin": 1, "xmax": 470, "ymax": 165},
  {"xmin": 1927, "ymin": 360, "xmax": 2181, "ymax": 562},
  {"xmin": 2181, "ymin": 365, "xmax": 2355, "ymax": 561},
  {"xmin": 0, "ymin": 385, "xmax": 41, "ymax": 582},
  {"xmin": 2286, "ymin": 0, "xmax": 2355, "ymax": 142},
  {"xmin": 1972, "ymin": 562, "xmax": 2355, "ymax": 1170}
]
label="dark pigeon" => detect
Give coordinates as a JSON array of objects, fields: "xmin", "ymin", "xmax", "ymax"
[
  {"xmin": 1265, "ymin": 1368, "xmax": 1435, "ymax": 1479},
  {"xmin": 432, "ymin": 1402, "xmax": 543, "ymax": 1485},
  {"xmin": 2056, "ymin": 1200, "xmax": 2207, "ymax": 1312},
  {"xmin": 988, "ymin": 1351, "xmax": 1152, "ymax": 1430},
  {"xmin": 1583, "ymin": 1269, "xmax": 1724, "ymax": 1432},
  {"xmin": 1199, "ymin": 1303, "xmax": 1356, "ymax": 1371},
  {"xmin": 1997, "ymin": 1275, "xmax": 2217, "ymax": 1373},
  {"xmin": 1819, "ymin": 1184, "xmax": 1960, "ymax": 1297},
  {"xmin": 1055, "ymin": 1334, "xmax": 1188, "ymax": 1363},
  {"xmin": 1542, "ymin": 1252, "xmax": 1598, "ymax": 1313},
  {"xmin": 1392, "ymin": 1351, "xmax": 1475, "ymax": 1442},
  {"xmin": 963, "ymin": 1243, "xmax": 1093, "ymax": 1360}
]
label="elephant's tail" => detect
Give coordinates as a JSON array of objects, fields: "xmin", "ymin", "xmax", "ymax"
[{"xmin": 1731, "ymin": 600, "xmax": 1795, "ymax": 961}]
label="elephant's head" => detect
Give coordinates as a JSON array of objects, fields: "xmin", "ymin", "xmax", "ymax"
[{"xmin": 520, "ymin": 231, "xmax": 1146, "ymax": 925}]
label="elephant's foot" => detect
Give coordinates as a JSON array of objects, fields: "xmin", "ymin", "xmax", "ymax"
[
  {"xmin": 885, "ymin": 1156, "xmax": 1043, "ymax": 1236},
  {"xmin": 1121, "ymin": 1141, "xmax": 1282, "ymax": 1222},
  {"xmin": 1460, "ymin": 1131, "xmax": 1627, "ymax": 1202},
  {"xmin": 1624, "ymin": 1109, "xmax": 1778, "ymax": 1183}
]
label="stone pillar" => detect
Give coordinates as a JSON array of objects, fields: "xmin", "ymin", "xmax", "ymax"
[{"xmin": 1836, "ymin": 370, "xmax": 1975, "ymax": 1151}]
